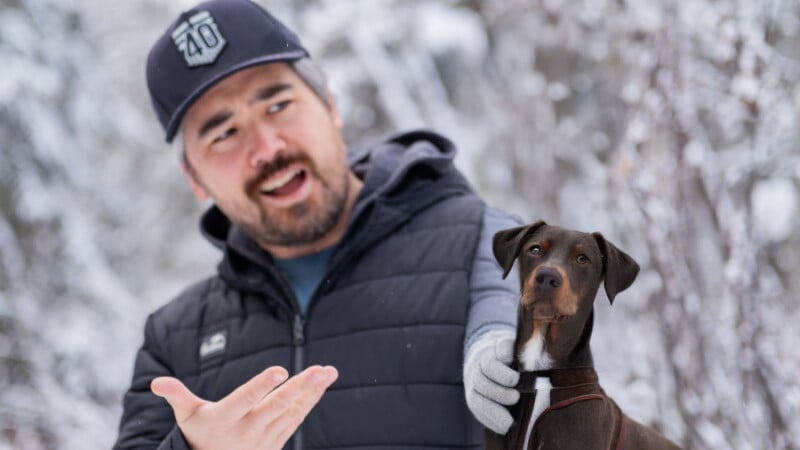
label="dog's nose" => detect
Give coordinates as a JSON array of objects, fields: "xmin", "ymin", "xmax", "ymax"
[{"xmin": 535, "ymin": 268, "xmax": 562, "ymax": 289}]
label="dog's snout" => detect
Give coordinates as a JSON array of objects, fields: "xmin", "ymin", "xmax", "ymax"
[{"xmin": 535, "ymin": 268, "xmax": 562, "ymax": 289}]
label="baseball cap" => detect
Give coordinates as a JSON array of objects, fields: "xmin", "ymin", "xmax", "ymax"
[{"xmin": 146, "ymin": 0, "xmax": 309, "ymax": 142}]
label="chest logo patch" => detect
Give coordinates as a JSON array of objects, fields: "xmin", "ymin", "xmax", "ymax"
[{"xmin": 199, "ymin": 330, "xmax": 227, "ymax": 359}]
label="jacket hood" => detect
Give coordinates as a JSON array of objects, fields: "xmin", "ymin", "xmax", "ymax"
[{"xmin": 350, "ymin": 129, "xmax": 459, "ymax": 200}]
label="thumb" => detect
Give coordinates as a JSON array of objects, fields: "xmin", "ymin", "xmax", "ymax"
[{"xmin": 151, "ymin": 376, "xmax": 207, "ymax": 423}]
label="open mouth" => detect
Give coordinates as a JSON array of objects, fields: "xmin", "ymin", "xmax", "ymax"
[{"xmin": 259, "ymin": 168, "xmax": 307, "ymax": 197}]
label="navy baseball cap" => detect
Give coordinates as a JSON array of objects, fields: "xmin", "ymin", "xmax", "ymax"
[{"xmin": 146, "ymin": 0, "xmax": 309, "ymax": 142}]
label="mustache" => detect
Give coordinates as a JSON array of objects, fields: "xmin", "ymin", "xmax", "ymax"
[{"xmin": 245, "ymin": 151, "xmax": 314, "ymax": 195}]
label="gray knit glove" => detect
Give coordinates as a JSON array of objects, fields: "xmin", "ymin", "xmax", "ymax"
[{"xmin": 463, "ymin": 330, "xmax": 520, "ymax": 434}]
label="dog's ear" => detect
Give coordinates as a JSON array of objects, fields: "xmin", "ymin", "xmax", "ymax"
[
  {"xmin": 492, "ymin": 221, "xmax": 547, "ymax": 279},
  {"xmin": 592, "ymin": 232, "xmax": 639, "ymax": 304}
]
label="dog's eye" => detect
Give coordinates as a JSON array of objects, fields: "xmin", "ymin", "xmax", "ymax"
[
  {"xmin": 529, "ymin": 245, "xmax": 542, "ymax": 256},
  {"xmin": 576, "ymin": 254, "xmax": 589, "ymax": 264}
]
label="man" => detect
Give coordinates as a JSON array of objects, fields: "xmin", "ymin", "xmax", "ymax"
[{"xmin": 115, "ymin": 0, "xmax": 521, "ymax": 448}]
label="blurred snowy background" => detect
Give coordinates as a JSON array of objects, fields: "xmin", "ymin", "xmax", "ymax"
[{"xmin": 1, "ymin": 0, "xmax": 798, "ymax": 448}]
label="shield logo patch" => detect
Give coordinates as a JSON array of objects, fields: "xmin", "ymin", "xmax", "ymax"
[{"xmin": 171, "ymin": 11, "xmax": 227, "ymax": 67}]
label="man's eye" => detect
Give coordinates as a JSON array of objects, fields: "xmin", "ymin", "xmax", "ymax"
[
  {"xmin": 212, "ymin": 128, "xmax": 236, "ymax": 144},
  {"xmin": 576, "ymin": 254, "xmax": 590, "ymax": 264},
  {"xmin": 267, "ymin": 100, "xmax": 290, "ymax": 114},
  {"xmin": 529, "ymin": 245, "xmax": 542, "ymax": 256}
]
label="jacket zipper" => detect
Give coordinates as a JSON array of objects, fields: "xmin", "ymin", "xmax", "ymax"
[
  {"xmin": 291, "ymin": 313, "xmax": 305, "ymax": 450},
  {"xmin": 292, "ymin": 314, "xmax": 305, "ymax": 373}
]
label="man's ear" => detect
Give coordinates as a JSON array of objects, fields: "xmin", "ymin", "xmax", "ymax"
[
  {"xmin": 592, "ymin": 232, "xmax": 639, "ymax": 304},
  {"xmin": 492, "ymin": 221, "xmax": 547, "ymax": 279},
  {"xmin": 326, "ymin": 94, "xmax": 343, "ymax": 129},
  {"xmin": 180, "ymin": 160, "xmax": 210, "ymax": 201}
]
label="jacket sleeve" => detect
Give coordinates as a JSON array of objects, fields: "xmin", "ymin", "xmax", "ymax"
[
  {"xmin": 113, "ymin": 314, "xmax": 191, "ymax": 450},
  {"xmin": 463, "ymin": 206, "xmax": 522, "ymax": 357}
]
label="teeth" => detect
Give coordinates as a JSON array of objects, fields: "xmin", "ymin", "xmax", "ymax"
[{"xmin": 260, "ymin": 169, "xmax": 302, "ymax": 193}]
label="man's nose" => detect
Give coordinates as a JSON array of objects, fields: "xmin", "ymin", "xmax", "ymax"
[{"xmin": 248, "ymin": 124, "xmax": 287, "ymax": 168}]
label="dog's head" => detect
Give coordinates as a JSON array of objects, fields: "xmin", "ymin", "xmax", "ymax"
[{"xmin": 493, "ymin": 221, "xmax": 639, "ymax": 323}]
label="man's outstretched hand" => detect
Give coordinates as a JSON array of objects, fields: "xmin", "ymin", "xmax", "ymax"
[{"xmin": 151, "ymin": 365, "xmax": 338, "ymax": 450}]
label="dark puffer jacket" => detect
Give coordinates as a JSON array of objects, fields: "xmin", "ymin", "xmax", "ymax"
[{"xmin": 114, "ymin": 130, "xmax": 518, "ymax": 449}]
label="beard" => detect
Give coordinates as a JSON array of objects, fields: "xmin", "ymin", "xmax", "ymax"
[{"xmin": 242, "ymin": 151, "xmax": 350, "ymax": 248}]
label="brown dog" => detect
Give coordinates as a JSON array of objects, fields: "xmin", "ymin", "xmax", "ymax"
[{"xmin": 485, "ymin": 221, "xmax": 681, "ymax": 450}]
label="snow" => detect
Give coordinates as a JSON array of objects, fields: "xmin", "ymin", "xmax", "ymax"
[
  {"xmin": 731, "ymin": 72, "xmax": 760, "ymax": 102},
  {"xmin": 414, "ymin": 3, "xmax": 487, "ymax": 62},
  {"xmin": 752, "ymin": 178, "xmax": 798, "ymax": 243}
]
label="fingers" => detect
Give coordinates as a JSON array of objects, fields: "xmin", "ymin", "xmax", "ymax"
[
  {"xmin": 151, "ymin": 376, "xmax": 206, "ymax": 423},
  {"xmin": 474, "ymin": 370, "xmax": 519, "ymax": 405},
  {"xmin": 246, "ymin": 366, "xmax": 337, "ymax": 448},
  {"xmin": 252, "ymin": 365, "xmax": 338, "ymax": 432},
  {"xmin": 467, "ymin": 390, "xmax": 514, "ymax": 434},
  {"xmin": 151, "ymin": 366, "xmax": 335, "ymax": 450},
  {"xmin": 476, "ymin": 381, "xmax": 519, "ymax": 406},
  {"xmin": 220, "ymin": 366, "xmax": 290, "ymax": 419},
  {"xmin": 482, "ymin": 356, "xmax": 520, "ymax": 388}
]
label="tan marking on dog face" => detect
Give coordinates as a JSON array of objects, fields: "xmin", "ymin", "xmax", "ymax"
[
  {"xmin": 568, "ymin": 243, "xmax": 599, "ymax": 301},
  {"xmin": 520, "ymin": 264, "xmax": 580, "ymax": 322}
]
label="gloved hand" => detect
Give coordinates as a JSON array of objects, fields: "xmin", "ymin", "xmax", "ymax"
[{"xmin": 463, "ymin": 330, "xmax": 520, "ymax": 434}]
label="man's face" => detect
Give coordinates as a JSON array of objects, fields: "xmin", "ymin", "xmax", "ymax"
[{"xmin": 180, "ymin": 62, "xmax": 352, "ymax": 249}]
